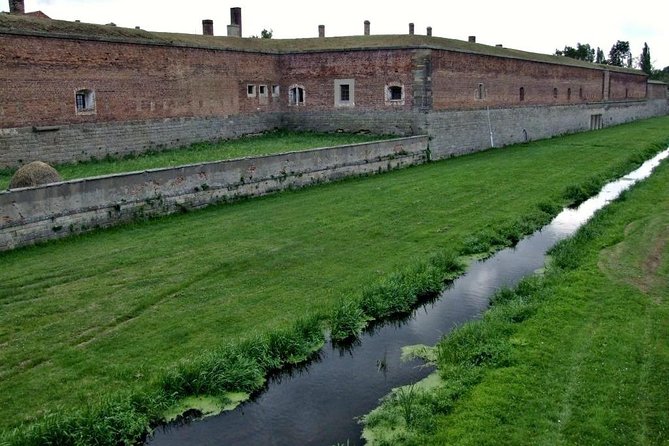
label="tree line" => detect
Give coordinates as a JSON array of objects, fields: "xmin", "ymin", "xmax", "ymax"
[{"xmin": 555, "ymin": 41, "xmax": 669, "ymax": 83}]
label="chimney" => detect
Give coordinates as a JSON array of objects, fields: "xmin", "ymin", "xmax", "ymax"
[
  {"xmin": 318, "ymin": 25, "xmax": 325, "ymax": 38},
  {"xmin": 427, "ymin": 27, "xmax": 432, "ymax": 37},
  {"xmin": 409, "ymin": 23, "xmax": 414, "ymax": 35},
  {"xmin": 227, "ymin": 7, "xmax": 242, "ymax": 37},
  {"xmin": 496, "ymin": 44, "xmax": 503, "ymax": 48},
  {"xmin": 468, "ymin": 35, "xmax": 476, "ymax": 43},
  {"xmin": 202, "ymin": 19, "xmax": 214, "ymax": 36},
  {"xmin": 9, "ymin": 0, "xmax": 25, "ymax": 14},
  {"xmin": 364, "ymin": 20, "xmax": 370, "ymax": 36}
]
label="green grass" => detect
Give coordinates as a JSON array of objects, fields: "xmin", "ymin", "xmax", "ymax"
[
  {"xmin": 362, "ymin": 134, "xmax": 669, "ymax": 444},
  {"xmin": 0, "ymin": 130, "xmax": 387, "ymax": 189},
  {"xmin": 1, "ymin": 116, "xmax": 668, "ymax": 443}
]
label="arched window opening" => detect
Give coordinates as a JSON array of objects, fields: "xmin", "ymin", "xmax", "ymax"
[
  {"xmin": 553, "ymin": 87, "xmax": 558, "ymax": 99},
  {"xmin": 567, "ymin": 88, "xmax": 572, "ymax": 101},
  {"xmin": 289, "ymin": 85, "xmax": 305, "ymax": 106},
  {"xmin": 477, "ymin": 83, "xmax": 484, "ymax": 100},
  {"xmin": 519, "ymin": 87, "xmax": 525, "ymax": 102}
]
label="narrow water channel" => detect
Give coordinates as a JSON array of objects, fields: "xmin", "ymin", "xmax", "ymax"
[{"xmin": 147, "ymin": 148, "xmax": 669, "ymax": 446}]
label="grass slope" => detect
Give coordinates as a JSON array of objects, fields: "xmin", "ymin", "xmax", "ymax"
[
  {"xmin": 363, "ymin": 138, "xmax": 669, "ymax": 445},
  {"xmin": 1, "ymin": 116, "xmax": 668, "ymax": 441},
  {"xmin": 0, "ymin": 130, "xmax": 386, "ymax": 189}
]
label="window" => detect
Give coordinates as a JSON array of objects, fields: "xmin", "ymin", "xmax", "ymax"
[
  {"xmin": 567, "ymin": 88, "xmax": 572, "ymax": 101},
  {"xmin": 553, "ymin": 88, "xmax": 558, "ymax": 99},
  {"xmin": 340, "ymin": 84, "xmax": 350, "ymax": 102},
  {"xmin": 75, "ymin": 89, "xmax": 95, "ymax": 114},
  {"xmin": 477, "ymin": 83, "xmax": 484, "ymax": 100},
  {"xmin": 579, "ymin": 87, "xmax": 584, "ymax": 100},
  {"xmin": 590, "ymin": 114, "xmax": 603, "ymax": 130},
  {"xmin": 289, "ymin": 84, "xmax": 305, "ymax": 106},
  {"xmin": 519, "ymin": 87, "xmax": 525, "ymax": 102},
  {"xmin": 259, "ymin": 85, "xmax": 268, "ymax": 97},
  {"xmin": 390, "ymin": 86, "xmax": 403, "ymax": 100},
  {"xmin": 272, "ymin": 85, "xmax": 280, "ymax": 97},
  {"xmin": 247, "ymin": 84, "xmax": 256, "ymax": 97},
  {"xmin": 385, "ymin": 82, "xmax": 405, "ymax": 105},
  {"xmin": 334, "ymin": 79, "xmax": 355, "ymax": 107}
]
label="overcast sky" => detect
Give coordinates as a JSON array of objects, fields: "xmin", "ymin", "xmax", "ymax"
[{"xmin": 8, "ymin": 0, "xmax": 669, "ymax": 69}]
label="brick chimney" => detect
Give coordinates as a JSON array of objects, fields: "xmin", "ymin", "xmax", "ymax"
[
  {"xmin": 364, "ymin": 20, "xmax": 370, "ymax": 36},
  {"xmin": 9, "ymin": 0, "xmax": 25, "ymax": 14},
  {"xmin": 468, "ymin": 35, "xmax": 476, "ymax": 43},
  {"xmin": 202, "ymin": 19, "xmax": 214, "ymax": 36},
  {"xmin": 227, "ymin": 7, "xmax": 242, "ymax": 37},
  {"xmin": 318, "ymin": 25, "xmax": 325, "ymax": 38},
  {"xmin": 409, "ymin": 23, "xmax": 414, "ymax": 35},
  {"xmin": 427, "ymin": 27, "xmax": 432, "ymax": 36}
]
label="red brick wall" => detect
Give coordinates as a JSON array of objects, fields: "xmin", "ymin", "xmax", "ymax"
[
  {"xmin": 430, "ymin": 50, "xmax": 647, "ymax": 110},
  {"xmin": 279, "ymin": 50, "xmax": 415, "ymax": 110},
  {"xmin": 608, "ymin": 72, "xmax": 648, "ymax": 100},
  {"xmin": 0, "ymin": 33, "xmax": 651, "ymax": 129},
  {"xmin": 647, "ymin": 82, "xmax": 668, "ymax": 99},
  {"xmin": 0, "ymin": 34, "xmax": 281, "ymax": 128}
]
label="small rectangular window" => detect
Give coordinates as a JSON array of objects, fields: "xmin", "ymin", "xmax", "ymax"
[
  {"xmin": 334, "ymin": 79, "xmax": 355, "ymax": 107},
  {"xmin": 75, "ymin": 89, "xmax": 96, "ymax": 114},
  {"xmin": 385, "ymin": 83, "xmax": 405, "ymax": 105},
  {"xmin": 259, "ymin": 85, "xmax": 268, "ymax": 97},
  {"xmin": 247, "ymin": 84, "xmax": 256, "ymax": 97},
  {"xmin": 76, "ymin": 93, "xmax": 86, "ymax": 111},
  {"xmin": 340, "ymin": 84, "xmax": 350, "ymax": 102},
  {"xmin": 272, "ymin": 85, "xmax": 280, "ymax": 96}
]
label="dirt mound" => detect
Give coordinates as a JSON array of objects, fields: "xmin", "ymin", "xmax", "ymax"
[{"xmin": 9, "ymin": 161, "xmax": 62, "ymax": 189}]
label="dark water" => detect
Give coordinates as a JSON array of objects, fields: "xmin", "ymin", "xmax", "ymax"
[{"xmin": 147, "ymin": 149, "xmax": 669, "ymax": 446}]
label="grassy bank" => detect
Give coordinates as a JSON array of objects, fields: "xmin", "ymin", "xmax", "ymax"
[
  {"xmin": 1, "ymin": 116, "xmax": 668, "ymax": 444},
  {"xmin": 362, "ymin": 143, "xmax": 669, "ymax": 444},
  {"xmin": 0, "ymin": 130, "xmax": 388, "ymax": 189}
]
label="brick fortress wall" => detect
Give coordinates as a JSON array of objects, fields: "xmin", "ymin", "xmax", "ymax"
[{"xmin": 0, "ymin": 30, "xmax": 667, "ymax": 169}]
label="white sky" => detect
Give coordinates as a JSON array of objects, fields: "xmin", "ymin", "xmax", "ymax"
[{"xmin": 7, "ymin": 0, "xmax": 669, "ymax": 69}]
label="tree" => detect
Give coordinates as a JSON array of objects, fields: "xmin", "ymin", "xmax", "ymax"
[
  {"xmin": 608, "ymin": 40, "xmax": 632, "ymax": 67},
  {"xmin": 650, "ymin": 65, "xmax": 669, "ymax": 83},
  {"xmin": 639, "ymin": 42, "xmax": 652, "ymax": 75},
  {"xmin": 555, "ymin": 43, "xmax": 595, "ymax": 62},
  {"xmin": 596, "ymin": 47, "xmax": 606, "ymax": 64},
  {"xmin": 250, "ymin": 28, "xmax": 273, "ymax": 39}
]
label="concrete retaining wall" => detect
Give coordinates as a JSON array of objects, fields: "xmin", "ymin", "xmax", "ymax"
[
  {"xmin": 0, "ymin": 113, "xmax": 283, "ymax": 169},
  {"xmin": 282, "ymin": 99, "xmax": 668, "ymax": 160},
  {"xmin": 429, "ymin": 99, "xmax": 669, "ymax": 159},
  {"xmin": 0, "ymin": 136, "xmax": 428, "ymax": 251}
]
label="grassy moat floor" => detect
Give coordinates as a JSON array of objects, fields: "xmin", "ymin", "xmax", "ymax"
[
  {"xmin": 0, "ymin": 130, "xmax": 388, "ymax": 189},
  {"xmin": 1, "ymin": 116, "xmax": 668, "ymax": 444}
]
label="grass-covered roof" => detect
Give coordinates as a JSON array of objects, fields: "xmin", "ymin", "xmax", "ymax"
[{"xmin": 0, "ymin": 12, "xmax": 644, "ymax": 75}]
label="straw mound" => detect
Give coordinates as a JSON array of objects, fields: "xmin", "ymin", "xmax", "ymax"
[{"xmin": 9, "ymin": 161, "xmax": 62, "ymax": 189}]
